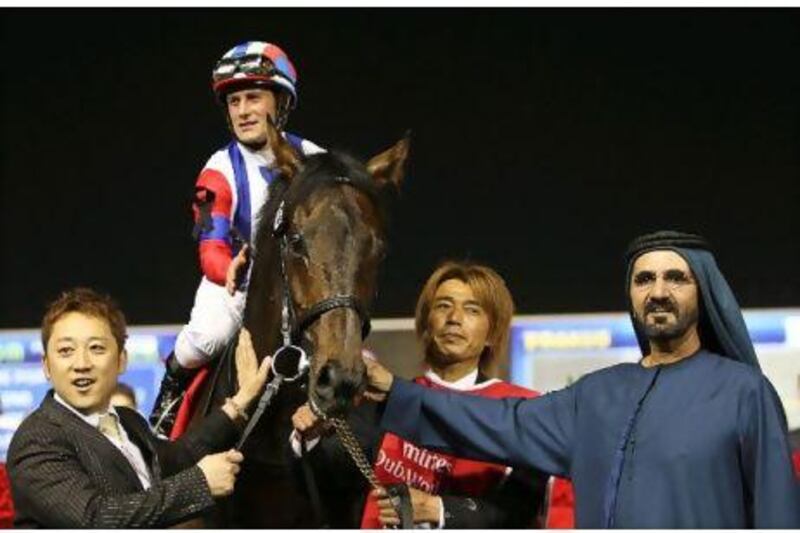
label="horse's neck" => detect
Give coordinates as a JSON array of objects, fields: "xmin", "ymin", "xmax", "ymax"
[
  {"xmin": 243, "ymin": 238, "xmax": 285, "ymax": 354},
  {"xmin": 245, "ymin": 291, "xmax": 283, "ymax": 361}
]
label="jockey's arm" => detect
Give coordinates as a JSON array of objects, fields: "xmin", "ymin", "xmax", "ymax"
[{"xmin": 193, "ymin": 168, "xmax": 234, "ymax": 285}]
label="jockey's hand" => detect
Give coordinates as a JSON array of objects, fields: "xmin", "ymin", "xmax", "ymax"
[
  {"xmin": 361, "ymin": 351, "xmax": 393, "ymax": 403},
  {"xmin": 291, "ymin": 403, "xmax": 331, "ymax": 441},
  {"xmin": 372, "ymin": 486, "xmax": 442, "ymax": 526},
  {"xmin": 231, "ymin": 328, "xmax": 271, "ymax": 410},
  {"xmin": 225, "ymin": 244, "xmax": 250, "ymax": 295}
]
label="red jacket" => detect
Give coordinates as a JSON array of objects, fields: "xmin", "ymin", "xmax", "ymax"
[{"xmin": 361, "ymin": 374, "xmax": 576, "ymax": 528}]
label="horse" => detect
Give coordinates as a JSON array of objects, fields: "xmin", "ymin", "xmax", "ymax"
[{"xmin": 184, "ymin": 121, "xmax": 408, "ymax": 527}]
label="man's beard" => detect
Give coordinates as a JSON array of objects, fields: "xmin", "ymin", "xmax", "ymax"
[{"xmin": 633, "ymin": 299, "xmax": 699, "ymax": 342}]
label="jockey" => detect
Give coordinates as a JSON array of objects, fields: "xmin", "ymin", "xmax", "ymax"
[{"xmin": 150, "ymin": 41, "xmax": 324, "ymax": 435}]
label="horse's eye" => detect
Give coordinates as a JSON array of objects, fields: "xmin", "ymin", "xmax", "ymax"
[{"xmin": 288, "ymin": 233, "xmax": 307, "ymax": 256}]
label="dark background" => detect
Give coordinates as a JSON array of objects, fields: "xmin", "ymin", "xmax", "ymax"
[{"xmin": 2, "ymin": 8, "xmax": 798, "ymax": 327}]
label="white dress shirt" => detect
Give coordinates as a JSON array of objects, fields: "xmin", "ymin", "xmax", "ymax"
[{"xmin": 54, "ymin": 393, "xmax": 152, "ymax": 489}]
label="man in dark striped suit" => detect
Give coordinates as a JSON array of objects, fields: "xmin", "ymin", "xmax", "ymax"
[{"xmin": 7, "ymin": 287, "xmax": 270, "ymax": 527}]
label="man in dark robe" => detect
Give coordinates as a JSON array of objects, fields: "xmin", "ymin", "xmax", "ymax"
[{"xmin": 364, "ymin": 231, "xmax": 800, "ymax": 527}]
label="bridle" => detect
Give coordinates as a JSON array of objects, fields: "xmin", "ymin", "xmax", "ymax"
[
  {"xmin": 270, "ymin": 182, "xmax": 372, "ymax": 386},
  {"xmin": 237, "ymin": 176, "xmax": 373, "ymax": 448},
  {"xmin": 237, "ymin": 172, "xmax": 412, "ymax": 528},
  {"xmin": 273, "ymin": 191, "xmax": 371, "ymax": 343}
]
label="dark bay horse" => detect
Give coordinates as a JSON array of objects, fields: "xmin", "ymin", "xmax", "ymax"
[{"xmin": 188, "ymin": 123, "xmax": 408, "ymax": 527}]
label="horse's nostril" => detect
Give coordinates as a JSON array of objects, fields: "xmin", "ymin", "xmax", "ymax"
[
  {"xmin": 316, "ymin": 362, "xmax": 337, "ymax": 389},
  {"xmin": 314, "ymin": 361, "xmax": 364, "ymax": 410}
]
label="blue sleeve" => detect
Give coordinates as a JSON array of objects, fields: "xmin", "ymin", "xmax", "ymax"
[
  {"xmin": 739, "ymin": 376, "xmax": 800, "ymax": 527},
  {"xmin": 381, "ymin": 378, "xmax": 575, "ymax": 478}
]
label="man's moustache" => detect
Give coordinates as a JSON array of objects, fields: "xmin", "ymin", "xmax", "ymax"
[{"xmin": 644, "ymin": 301, "xmax": 677, "ymax": 314}]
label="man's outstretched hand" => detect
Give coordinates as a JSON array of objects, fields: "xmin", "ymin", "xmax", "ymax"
[{"xmin": 361, "ymin": 351, "xmax": 394, "ymax": 403}]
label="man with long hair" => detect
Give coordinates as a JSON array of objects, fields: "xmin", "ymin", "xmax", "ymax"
[{"xmin": 290, "ymin": 261, "xmax": 549, "ymax": 528}]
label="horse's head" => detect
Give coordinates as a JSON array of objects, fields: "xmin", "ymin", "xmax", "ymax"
[{"xmin": 247, "ymin": 122, "xmax": 408, "ymax": 417}]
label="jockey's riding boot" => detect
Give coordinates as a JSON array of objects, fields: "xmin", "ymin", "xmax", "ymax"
[{"xmin": 149, "ymin": 353, "xmax": 197, "ymax": 438}]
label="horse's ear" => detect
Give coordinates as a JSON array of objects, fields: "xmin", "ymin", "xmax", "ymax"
[
  {"xmin": 366, "ymin": 131, "xmax": 410, "ymax": 190},
  {"xmin": 267, "ymin": 115, "xmax": 301, "ymax": 179}
]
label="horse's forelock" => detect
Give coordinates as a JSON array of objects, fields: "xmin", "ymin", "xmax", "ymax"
[{"xmin": 255, "ymin": 151, "xmax": 388, "ymax": 243}]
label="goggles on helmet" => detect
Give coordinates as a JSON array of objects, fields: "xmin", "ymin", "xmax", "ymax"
[{"xmin": 213, "ymin": 54, "xmax": 282, "ymax": 85}]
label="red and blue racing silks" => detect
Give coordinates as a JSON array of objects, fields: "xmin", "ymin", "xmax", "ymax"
[{"xmin": 193, "ymin": 133, "xmax": 318, "ymax": 285}]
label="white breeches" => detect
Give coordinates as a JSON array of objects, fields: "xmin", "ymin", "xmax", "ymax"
[{"xmin": 175, "ymin": 276, "xmax": 246, "ymax": 368}]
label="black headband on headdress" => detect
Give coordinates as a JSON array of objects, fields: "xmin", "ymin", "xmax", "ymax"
[
  {"xmin": 624, "ymin": 230, "xmax": 712, "ymax": 265},
  {"xmin": 624, "ymin": 230, "xmax": 760, "ymax": 369}
]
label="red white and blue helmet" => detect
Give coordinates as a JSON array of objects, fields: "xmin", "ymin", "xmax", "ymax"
[{"xmin": 212, "ymin": 41, "xmax": 298, "ymax": 109}]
